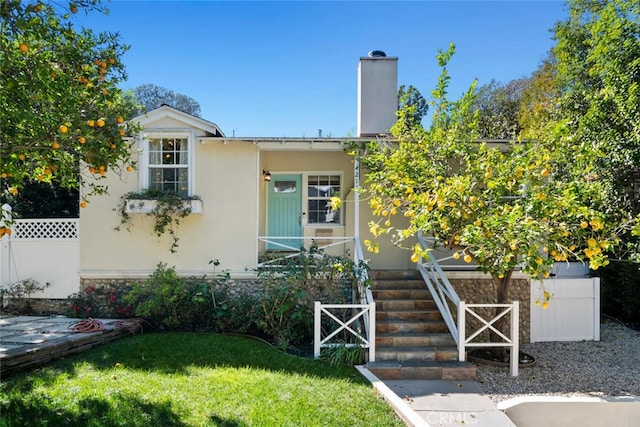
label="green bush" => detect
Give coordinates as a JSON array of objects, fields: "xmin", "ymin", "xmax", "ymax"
[
  {"xmin": 124, "ymin": 263, "xmax": 214, "ymax": 331},
  {"xmin": 210, "ymin": 286, "xmax": 262, "ymax": 336},
  {"xmin": 256, "ymin": 245, "xmax": 364, "ymax": 350},
  {"xmin": 67, "ymin": 284, "xmax": 134, "ymax": 318},
  {"xmin": 594, "ymin": 262, "xmax": 640, "ymax": 325}
]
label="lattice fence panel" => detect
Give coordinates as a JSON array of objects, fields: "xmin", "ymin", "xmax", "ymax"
[{"xmin": 12, "ymin": 219, "xmax": 79, "ymax": 239}]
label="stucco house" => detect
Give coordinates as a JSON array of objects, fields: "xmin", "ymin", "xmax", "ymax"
[
  {"xmin": 0, "ymin": 52, "xmax": 601, "ymax": 351},
  {"xmin": 80, "ymin": 52, "xmax": 415, "ymax": 283}
]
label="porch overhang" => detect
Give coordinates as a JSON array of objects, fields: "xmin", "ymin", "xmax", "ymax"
[{"xmin": 198, "ymin": 136, "xmax": 373, "ymax": 151}]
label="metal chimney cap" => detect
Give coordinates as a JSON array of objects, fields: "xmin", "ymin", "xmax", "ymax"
[{"xmin": 368, "ymin": 50, "xmax": 387, "ymax": 58}]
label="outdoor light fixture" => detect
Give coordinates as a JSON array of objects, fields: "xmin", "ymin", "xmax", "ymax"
[{"xmin": 263, "ymin": 170, "xmax": 272, "ymax": 182}]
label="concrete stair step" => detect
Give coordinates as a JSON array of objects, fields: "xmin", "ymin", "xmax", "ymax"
[
  {"xmin": 376, "ymin": 346, "xmax": 459, "ymax": 362},
  {"xmin": 376, "ymin": 332, "xmax": 456, "ymax": 348},
  {"xmin": 371, "ymin": 288, "xmax": 433, "ymax": 300},
  {"xmin": 370, "ymin": 270, "xmax": 422, "ymax": 281},
  {"xmin": 376, "ymin": 310, "xmax": 443, "ymax": 322},
  {"xmin": 366, "ymin": 360, "xmax": 476, "ymax": 381},
  {"xmin": 377, "ymin": 320, "xmax": 449, "ymax": 334},
  {"xmin": 376, "ymin": 299, "xmax": 437, "ymax": 311},
  {"xmin": 371, "ymin": 279, "xmax": 428, "ymax": 290}
]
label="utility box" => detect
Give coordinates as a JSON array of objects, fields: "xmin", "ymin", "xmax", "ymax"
[{"xmin": 530, "ymin": 275, "xmax": 600, "ymax": 342}]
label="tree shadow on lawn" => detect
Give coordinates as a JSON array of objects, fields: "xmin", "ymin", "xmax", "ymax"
[
  {"xmin": 1, "ymin": 391, "xmax": 190, "ymax": 427},
  {"xmin": 5, "ymin": 332, "xmax": 366, "ymax": 385}
]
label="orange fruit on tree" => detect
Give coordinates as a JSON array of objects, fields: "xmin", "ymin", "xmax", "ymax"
[
  {"xmin": 59, "ymin": 125, "xmax": 68, "ymax": 133},
  {"xmin": 96, "ymin": 119, "xmax": 105, "ymax": 127},
  {"xmin": 78, "ymin": 136, "xmax": 86, "ymax": 144},
  {"xmin": 1, "ymin": 172, "xmax": 7, "ymax": 179},
  {"xmin": 116, "ymin": 116, "xmax": 124, "ymax": 124},
  {"xmin": 126, "ymin": 166, "xmax": 133, "ymax": 172},
  {"xmin": 463, "ymin": 254, "xmax": 472, "ymax": 263},
  {"xmin": 87, "ymin": 119, "xmax": 95, "ymax": 127},
  {"xmin": 18, "ymin": 154, "xmax": 25, "ymax": 160},
  {"xmin": 108, "ymin": 58, "xmax": 116, "ymax": 65},
  {"xmin": 19, "ymin": 43, "xmax": 28, "ymax": 53},
  {"xmin": 52, "ymin": 142, "xmax": 60, "ymax": 149},
  {"xmin": 80, "ymin": 201, "xmax": 87, "ymax": 208}
]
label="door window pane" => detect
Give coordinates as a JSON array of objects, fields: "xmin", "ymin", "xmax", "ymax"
[{"xmin": 274, "ymin": 181, "xmax": 297, "ymax": 193}]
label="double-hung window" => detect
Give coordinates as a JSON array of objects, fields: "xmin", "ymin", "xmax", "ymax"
[
  {"xmin": 307, "ymin": 174, "xmax": 341, "ymax": 224},
  {"xmin": 147, "ymin": 136, "xmax": 190, "ymax": 197}
]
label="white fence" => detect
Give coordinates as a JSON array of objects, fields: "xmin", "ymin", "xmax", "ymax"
[
  {"xmin": 531, "ymin": 277, "xmax": 600, "ymax": 342},
  {"xmin": 0, "ymin": 219, "xmax": 80, "ymax": 299},
  {"xmin": 459, "ymin": 301, "xmax": 520, "ymax": 377},
  {"xmin": 313, "ymin": 301, "xmax": 376, "ymax": 361}
]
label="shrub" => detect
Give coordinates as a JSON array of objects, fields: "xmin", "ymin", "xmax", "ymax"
[
  {"xmin": 67, "ymin": 284, "xmax": 134, "ymax": 318},
  {"xmin": 124, "ymin": 263, "xmax": 214, "ymax": 331},
  {"xmin": 0, "ymin": 279, "xmax": 49, "ymax": 314},
  {"xmin": 256, "ymin": 245, "xmax": 364, "ymax": 350},
  {"xmin": 320, "ymin": 344, "xmax": 367, "ymax": 366},
  {"xmin": 210, "ymin": 286, "xmax": 262, "ymax": 336}
]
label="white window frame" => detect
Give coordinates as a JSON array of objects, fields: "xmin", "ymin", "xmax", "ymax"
[
  {"xmin": 138, "ymin": 130, "xmax": 196, "ymax": 197},
  {"xmin": 304, "ymin": 172, "xmax": 343, "ymax": 226}
]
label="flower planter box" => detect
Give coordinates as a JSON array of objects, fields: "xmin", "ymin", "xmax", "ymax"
[{"xmin": 124, "ymin": 199, "xmax": 203, "ymax": 214}]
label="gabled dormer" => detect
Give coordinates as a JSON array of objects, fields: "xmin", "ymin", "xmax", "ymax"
[{"xmin": 132, "ymin": 105, "xmax": 224, "ymax": 197}]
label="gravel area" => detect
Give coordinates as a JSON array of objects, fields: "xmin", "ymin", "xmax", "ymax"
[{"xmin": 476, "ymin": 318, "xmax": 640, "ymax": 404}]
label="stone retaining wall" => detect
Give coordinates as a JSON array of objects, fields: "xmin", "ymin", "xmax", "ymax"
[
  {"xmin": 5, "ymin": 273, "xmax": 532, "ymax": 343},
  {"xmin": 449, "ymin": 273, "xmax": 530, "ymax": 343}
]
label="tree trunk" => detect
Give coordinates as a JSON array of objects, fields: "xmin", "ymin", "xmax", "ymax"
[{"xmin": 490, "ymin": 271, "xmax": 512, "ymax": 362}]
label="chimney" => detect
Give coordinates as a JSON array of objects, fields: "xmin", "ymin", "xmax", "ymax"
[{"xmin": 357, "ymin": 50, "xmax": 398, "ymax": 137}]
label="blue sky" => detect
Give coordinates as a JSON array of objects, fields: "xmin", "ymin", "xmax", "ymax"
[{"xmin": 78, "ymin": 1, "xmax": 568, "ymax": 137}]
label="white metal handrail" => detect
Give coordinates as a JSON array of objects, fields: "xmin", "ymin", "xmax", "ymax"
[
  {"xmin": 458, "ymin": 301, "xmax": 520, "ymax": 377},
  {"xmin": 416, "ymin": 233, "xmax": 461, "ymax": 345}
]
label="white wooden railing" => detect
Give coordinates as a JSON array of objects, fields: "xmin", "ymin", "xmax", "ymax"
[
  {"xmin": 257, "ymin": 236, "xmax": 353, "ymax": 268},
  {"xmin": 416, "ymin": 233, "xmax": 520, "ymax": 376},
  {"xmin": 416, "ymin": 233, "xmax": 461, "ymax": 345},
  {"xmin": 312, "ymin": 237, "xmax": 376, "ymax": 362},
  {"xmin": 459, "ymin": 302, "xmax": 520, "ymax": 377}
]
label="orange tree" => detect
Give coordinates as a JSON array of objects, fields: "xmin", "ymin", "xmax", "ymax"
[
  {"xmin": 0, "ymin": 0, "xmax": 137, "ymax": 229},
  {"xmin": 352, "ymin": 45, "xmax": 624, "ymax": 311}
]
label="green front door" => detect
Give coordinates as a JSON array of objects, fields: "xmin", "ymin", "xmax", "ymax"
[{"xmin": 267, "ymin": 174, "xmax": 302, "ymax": 250}]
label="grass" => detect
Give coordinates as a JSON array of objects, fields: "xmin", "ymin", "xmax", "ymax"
[{"xmin": 0, "ymin": 333, "xmax": 404, "ymax": 426}]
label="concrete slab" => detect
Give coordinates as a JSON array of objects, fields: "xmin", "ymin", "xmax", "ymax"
[
  {"xmin": 0, "ymin": 322, "xmax": 58, "ymax": 331},
  {"xmin": 0, "ymin": 316, "xmax": 50, "ymax": 324},
  {"xmin": 498, "ymin": 396, "xmax": 640, "ymax": 427},
  {"xmin": 357, "ymin": 367, "xmax": 516, "ymax": 427},
  {"xmin": 3, "ymin": 333, "xmax": 68, "ymax": 344},
  {"xmin": 0, "ymin": 343, "xmax": 23, "ymax": 352}
]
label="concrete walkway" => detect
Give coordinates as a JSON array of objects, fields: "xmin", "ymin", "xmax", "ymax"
[{"xmin": 357, "ymin": 366, "xmax": 516, "ymax": 427}]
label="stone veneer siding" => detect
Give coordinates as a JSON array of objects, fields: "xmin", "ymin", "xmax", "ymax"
[{"xmin": 448, "ymin": 273, "xmax": 531, "ymax": 344}]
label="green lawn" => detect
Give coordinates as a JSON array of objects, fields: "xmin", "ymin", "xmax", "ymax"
[{"xmin": 0, "ymin": 333, "xmax": 404, "ymax": 426}]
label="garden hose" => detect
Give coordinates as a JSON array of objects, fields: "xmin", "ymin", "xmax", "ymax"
[{"xmin": 70, "ymin": 318, "xmax": 105, "ymax": 333}]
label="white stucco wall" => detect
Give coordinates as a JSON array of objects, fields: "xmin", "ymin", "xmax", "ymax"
[{"xmin": 80, "ymin": 116, "xmax": 260, "ymax": 278}]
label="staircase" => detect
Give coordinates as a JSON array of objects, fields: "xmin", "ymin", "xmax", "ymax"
[{"xmin": 366, "ymin": 270, "xmax": 476, "ymax": 380}]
